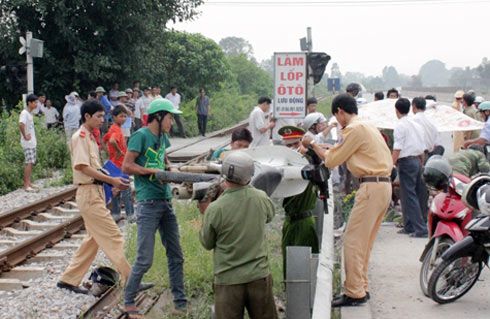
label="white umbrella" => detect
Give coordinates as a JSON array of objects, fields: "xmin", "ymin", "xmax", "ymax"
[{"xmin": 358, "ymin": 99, "xmax": 484, "ymax": 132}]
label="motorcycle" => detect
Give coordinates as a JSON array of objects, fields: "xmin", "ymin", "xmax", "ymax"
[
  {"xmin": 428, "ymin": 174, "xmax": 490, "ymax": 304},
  {"xmin": 419, "ymin": 173, "xmax": 472, "ymax": 296}
]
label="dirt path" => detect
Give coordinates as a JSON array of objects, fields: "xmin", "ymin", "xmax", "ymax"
[{"xmin": 368, "ymin": 225, "xmax": 490, "ymax": 319}]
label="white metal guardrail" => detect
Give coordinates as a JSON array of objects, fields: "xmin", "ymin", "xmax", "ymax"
[{"xmin": 311, "ymin": 178, "xmax": 335, "ymax": 319}]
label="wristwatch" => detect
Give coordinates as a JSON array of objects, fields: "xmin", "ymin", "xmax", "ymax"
[{"xmin": 309, "ymin": 140, "xmax": 316, "ymax": 149}]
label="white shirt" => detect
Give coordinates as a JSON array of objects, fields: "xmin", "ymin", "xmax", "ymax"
[
  {"xmin": 135, "ymin": 98, "xmax": 144, "ymax": 119},
  {"xmin": 165, "ymin": 92, "xmax": 181, "ymax": 110},
  {"xmin": 109, "ymin": 89, "xmax": 119, "ymax": 106},
  {"xmin": 249, "ymin": 106, "xmax": 270, "ymax": 147},
  {"xmin": 141, "ymin": 95, "xmax": 153, "ymax": 115},
  {"xmin": 44, "ymin": 106, "xmax": 59, "ymax": 124},
  {"xmin": 394, "ymin": 116, "xmax": 425, "ymax": 158},
  {"xmin": 305, "ymin": 130, "xmax": 330, "ymax": 144},
  {"xmin": 19, "ymin": 109, "xmax": 37, "ymax": 148},
  {"xmin": 413, "ymin": 112, "xmax": 440, "ymax": 152},
  {"xmin": 34, "ymin": 101, "xmax": 45, "ymax": 115}
]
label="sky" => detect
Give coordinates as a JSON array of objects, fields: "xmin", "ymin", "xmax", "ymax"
[{"xmin": 172, "ymin": 0, "xmax": 490, "ymax": 77}]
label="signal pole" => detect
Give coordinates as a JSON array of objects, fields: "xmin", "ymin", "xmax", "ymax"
[
  {"xmin": 306, "ymin": 27, "xmax": 315, "ymax": 98},
  {"xmin": 19, "ymin": 31, "xmax": 42, "ymax": 94},
  {"xmin": 26, "ymin": 32, "xmax": 34, "ymax": 94}
]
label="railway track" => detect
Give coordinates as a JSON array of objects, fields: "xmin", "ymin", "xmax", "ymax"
[
  {"xmin": 0, "ymin": 187, "xmax": 82, "ymax": 289},
  {"xmin": 0, "ymin": 187, "xmax": 79, "ymax": 271}
]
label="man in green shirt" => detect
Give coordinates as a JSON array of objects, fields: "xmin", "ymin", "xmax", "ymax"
[
  {"xmin": 462, "ymin": 93, "xmax": 482, "ymax": 140},
  {"xmin": 278, "ymin": 126, "xmax": 319, "ymax": 277},
  {"xmin": 199, "ymin": 151, "xmax": 278, "ymax": 319},
  {"xmin": 122, "ymin": 99, "xmax": 187, "ymax": 318},
  {"xmin": 449, "ymin": 144, "xmax": 490, "ymax": 178}
]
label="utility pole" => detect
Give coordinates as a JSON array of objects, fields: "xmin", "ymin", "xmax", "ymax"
[
  {"xmin": 19, "ymin": 31, "xmax": 43, "ymax": 95},
  {"xmin": 26, "ymin": 31, "xmax": 33, "ymax": 94},
  {"xmin": 306, "ymin": 27, "xmax": 315, "ymax": 98}
]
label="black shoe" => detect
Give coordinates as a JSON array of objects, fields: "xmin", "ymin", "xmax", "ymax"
[
  {"xmin": 57, "ymin": 281, "xmax": 89, "ymax": 294},
  {"xmin": 332, "ymin": 294, "xmax": 367, "ymax": 307},
  {"xmin": 138, "ymin": 282, "xmax": 155, "ymax": 292},
  {"xmin": 409, "ymin": 232, "xmax": 428, "ymax": 238},
  {"xmin": 366, "ymin": 292, "xmax": 370, "ymax": 300}
]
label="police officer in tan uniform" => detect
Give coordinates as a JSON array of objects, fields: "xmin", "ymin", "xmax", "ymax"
[
  {"xmin": 56, "ymin": 100, "xmax": 153, "ymax": 294},
  {"xmin": 303, "ymin": 94, "xmax": 392, "ymax": 307}
]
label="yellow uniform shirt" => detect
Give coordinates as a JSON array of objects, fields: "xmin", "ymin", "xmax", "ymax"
[
  {"xmin": 324, "ymin": 116, "xmax": 392, "ymax": 178},
  {"xmin": 70, "ymin": 126, "xmax": 102, "ymax": 184}
]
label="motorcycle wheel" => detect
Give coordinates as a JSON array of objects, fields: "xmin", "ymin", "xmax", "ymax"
[
  {"xmin": 419, "ymin": 237, "xmax": 454, "ymax": 297},
  {"xmin": 428, "ymin": 254, "xmax": 482, "ymax": 304}
]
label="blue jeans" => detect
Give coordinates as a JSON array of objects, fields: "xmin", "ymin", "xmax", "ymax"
[
  {"xmin": 111, "ymin": 188, "xmax": 134, "ymax": 218},
  {"xmin": 398, "ymin": 157, "xmax": 428, "ymax": 235},
  {"xmin": 124, "ymin": 199, "xmax": 187, "ymax": 308}
]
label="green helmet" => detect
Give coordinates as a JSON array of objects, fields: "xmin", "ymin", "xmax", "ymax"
[
  {"xmin": 478, "ymin": 101, "xmax": 490, "ymax": 111},
  {"xmin": 148, "ymin": 98, "xmax": 183, "ymax": 115},
  {"xmin": 95, "ymin": 86, "xmax": 106, "ymax": 93}
]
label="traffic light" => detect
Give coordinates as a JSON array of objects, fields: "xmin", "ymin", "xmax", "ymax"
[
  {"xmin": 1, "ymin": 63, "xmax": 27, "ymax": 91},
  {"xmin": 308, "ymin": 52, "xmax": 331, "ymax": 85}
]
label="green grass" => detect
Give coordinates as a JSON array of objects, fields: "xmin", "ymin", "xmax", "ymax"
[
  {"xmin": 124, "ymin": 200, "xmax": 285, "ymax": 317},
  {"xmin": 317, "ymin": 95, "xmax": 333, "ymax": 118}
]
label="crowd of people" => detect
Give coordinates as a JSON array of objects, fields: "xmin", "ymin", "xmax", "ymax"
[{"xmin": 16, "ymin": 83, "xmax": 490, "ymax": 317}]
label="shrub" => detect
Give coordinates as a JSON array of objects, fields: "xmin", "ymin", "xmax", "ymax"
[
  {"xmin": 0, "ymin": 105, "xmax": 70, "ymax": 195},
  {"xmin": 179, "ymin": 89, "xmax": 258, "ymax": 137}
]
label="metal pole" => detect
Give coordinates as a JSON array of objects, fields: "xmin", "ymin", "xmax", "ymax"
[
  {"xmin": 307, "ymin": 27, "xmax": 312, "ymax": 52},
  {"xmin": 306, "ymin": 27, "xmax": 315, "ymax": 98},
  {"xmin": 26, "ymin": 31, "xmax": 34, "ymax": 94}
]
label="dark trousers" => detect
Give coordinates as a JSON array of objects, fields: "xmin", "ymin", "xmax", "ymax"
[
  {"xmin": 170, "ymin": 114, "xmax": 186, "ymax": 137},
  {"xmin": 398, "ymin": 157, "xmax": 428, "ymax": 235},
  {"xmin": 197, "ymin": 114, "xmax": 208, "ymax": 136},
  {"xmin": 214, "ymin": 274, "xmax": 278, "ymax": 319}
]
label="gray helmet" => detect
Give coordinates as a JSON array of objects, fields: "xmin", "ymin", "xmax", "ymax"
[
  {"xmin": 423, "ymin": 155, "xmax": 452, "ymax": 190},
  {"xmin": 303, "ymin": 112, "xmax": 327, "ymax": 131},
  {"xmin": 221, "ymin": 151, "xmax": 255, "ymax": 185}
]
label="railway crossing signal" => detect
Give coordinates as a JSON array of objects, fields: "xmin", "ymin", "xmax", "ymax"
[
  {"xmin": 308, "ymin": 52, "xmax": 331, "ymax": 85},
  {"xmin": 18, "ymin": 31, "xmax": 43, "ymax": 94},
  {"xmin": 1, "ymin": 63, "xmax": 27, "ymax": 91}
]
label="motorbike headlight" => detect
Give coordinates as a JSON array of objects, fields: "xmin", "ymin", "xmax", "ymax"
[{"xmin": 455, "ymin": 181, "xmax": 466, "ymax": 196}]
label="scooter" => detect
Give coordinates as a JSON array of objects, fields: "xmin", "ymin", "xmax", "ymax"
[
  {"xmin": 428, "ymin": 174, "xmax": 490, "ymax": 304},
  {"xmin": 419, "ymin": 173, "xmax": 472, "ymax": 296}
]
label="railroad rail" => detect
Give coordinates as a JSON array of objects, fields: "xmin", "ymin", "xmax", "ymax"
[
  {"xmin": 0, "ymin": 186, "xmax": 77, "ymax": 229},
  {"xmin": 0, "ymin": 187, "xmax": 80, "ymax": 273}
]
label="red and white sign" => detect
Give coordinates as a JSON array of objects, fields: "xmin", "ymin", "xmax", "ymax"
[{"xmin": 273, "ymin": 52, "xmax": 307, "ymax": 119}]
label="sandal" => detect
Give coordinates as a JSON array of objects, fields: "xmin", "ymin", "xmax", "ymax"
[
  {"xmin": 397, "ymin": 229, "xmax": 409, "ymax": 234},
  {"xmin": 124, "ymin": 310, "xmax": 144, "ymax": 319}
]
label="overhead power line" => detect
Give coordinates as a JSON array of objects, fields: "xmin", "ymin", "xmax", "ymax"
[{"xmin": 206, "ymin": 0, "xmax": 490, "ymax": 6}]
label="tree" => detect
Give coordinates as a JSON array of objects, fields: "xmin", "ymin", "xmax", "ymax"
[
  {"xmin": 449, "ymin": 67, "xmax": 475, "ymax": 88},
  {"xmin": 228, "ymin": 54, "xmax": 272, "ymax": 97},
  {"xmin": 409, "ymin": 75, "xmax": 423, "ymax": 87},
  {"xmin": 0, "ymin": 0, "xmax": 203, "ymax": 108},
  {"xmin": 137, "ymin": 31, "xmax": 231, "ymax": 100},
  {"xmin": 382, "ymin": 66, "xmax": 400, "ymax": 88},
  {"xmin": 418, "ymin": 60, "xmax": 450, "ymax": 87},
  {"xmin": 476, "ymin": 57, "xmax": 490, "ymax": 88},
  {"xmin": 219, "ymin": 37, "xmax": 254, "ymax": 60},
  {"xmin": 259, "ymin": 57, "xmax": 274, "ymax": 78}
]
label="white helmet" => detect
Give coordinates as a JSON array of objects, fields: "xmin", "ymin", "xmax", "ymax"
[
  {"xmin": 221, "ymin": 151, "xmax": 255, "ymax": 185},
  {"xmin": 475, "ymin": 96, "xmax": 484, "ymax": 104},
  {"xmin": 303, "ymin": 112, "xmax": 327, "ymax": 131}
]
